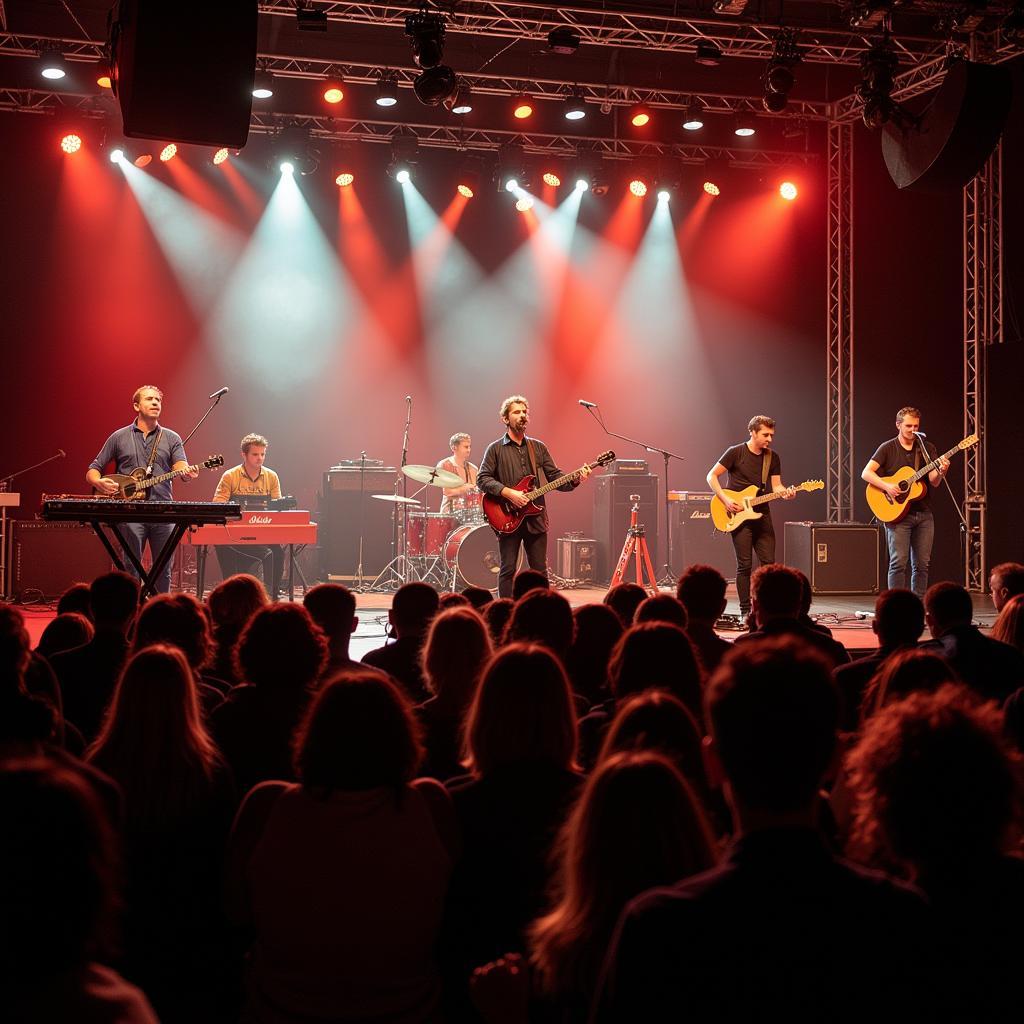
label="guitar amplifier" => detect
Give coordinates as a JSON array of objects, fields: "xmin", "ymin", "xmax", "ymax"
[
  {"xmin": 669, "ymin": 492, "xmax": 736, "ymax": 579},
  {"xmin": 784, "ymin": 522, "xmax": 881, "ymax": 594},
  {"xmin": 557, "ymin": 536, "xmax": 598, "ymax": 581},
  {"xmin": 592, "ymin": 474, "xmax": 659, "ymax": 583},
  {"xmin": 9, "ymin": 521, "xmax": 115, "ymax": 601},
  {"xmin": 322, "ymin": 465, "xmax": 398, "ymax": 579}
]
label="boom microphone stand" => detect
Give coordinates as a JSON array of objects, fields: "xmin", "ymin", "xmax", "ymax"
[
  {"xmin": 372, "ymin": 396, "xmax": 416, "ymax": 592},
  {"xmin": 581, "ymin": 402, "xmax": 684, "ymax": 588}
]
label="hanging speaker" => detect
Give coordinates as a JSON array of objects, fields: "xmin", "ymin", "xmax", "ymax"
[
  {"xmin": 110, "ymin": 0, "xmax": 258, "ymax": 148},
  {"xmin": 882, "ymin": 60, "xmax": 1012, "ymax": 193}
]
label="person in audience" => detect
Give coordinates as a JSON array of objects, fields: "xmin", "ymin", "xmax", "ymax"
[
  {"xmin": 859, "ymin": 647, "xmax": 958, "ymax": 723},
  {"xmin": 439, "ymin": 592, "xmax": 471, "ymax": 610},
  {"xmin": 845, "ymin": 684, "xmax": 1024, "ymax": 1018},
  {"xmin": 417, "ymin": 607, "xmax": 493, "ymax": 781},
  {"xmin": 1, "ymin": 604, "xmax": 58, "ymax": 749},
  {"xmin": 565, "ymin": 604, "xmax": 623, "ymax": 709},
  {"xmin": 50, "ymin": 571, "xmax": 140, "ymax": 742},
  {"xmin": 634, "ymin": 593, "xmax": 688, "ymax": 629},
  {"xmin": 989, "ymin": 561, "xmax": 1024, "ymax": 613},
  {"xmin": 503, "ymin": 588, "xmax": 575, "ymax": 661},
  {"xmin": 56, "ymin": 581, "xmax": 94, "ymax": 620},
  {"xmin": 593, "ymin": 637, "xmax": 935, "ymax": 1021},
  {"xmin": 993, "ymin": 593, "xmax": 1024, "ymax": 656},
  {"xmin": 921, "ymin": 581, "xmax": 1024, "ymax": 702},
  {"xmin": 676, "ymin": 564, "xmax": 731, "ymax": 674},
  {"xmin": 833, "ymin": 589, "xmax": 924, "ymax": 731},
  {"xmin": 462, "ymin": 586, "xmax": 494, "ymax": 611},
  {"xmin": 512, "ymin": 569, "xmax": 551, "ymax": 601},
  {"xmin": 37, "ymin": 612, "xmax": 94, "ymax": 662},
  {"xmin": 483, "ymin": 597, "xmax": 515, "ymax": 646},
  {"xmin": 211, "ymin": 604, "xmax": 327, "ymax": 795},
  {"xmin": 87, "ymin": 644, "xmax": 235, "ymax": 1022},
  {"xmin": 734, "ymin": 564, "xmax": 850, "ymax": 667},
  {"xmin": 207, "ymin": 574, "xmax": 269, "ymax": 687},
  {"xmin": 795, "ymin": 569, "xmax": 835, "ymax": 637},
  {"xmin": 303, "ymin": 583, "xmax": 359, "ymax": 675},
  {"xmin": 1, "ymin": 757, "xmax": 158, "ymax": 1023},
  {"xmin": 603, "ymin": 583, "xmax": 647, "ymax": 627},
  {"xmin": 226, "ymin": 668, "xmax": 456, "ymax": 1024},
  {"xmin": 362, "ymin": 581, "xmax": 439, "ymax": 704}
]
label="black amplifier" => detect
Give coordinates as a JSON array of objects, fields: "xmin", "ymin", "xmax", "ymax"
[
  {"xmin": 784, "ymin": 522, "xmax": 881, "ymax": 594},
  {"xmin": 669, "ymin": 492, "xmax": 735, "ymax": 579}
]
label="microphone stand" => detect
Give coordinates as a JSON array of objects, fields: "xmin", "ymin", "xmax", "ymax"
[
  {"xmin": 375, "ymin": 397, "xmax": 416, "ymax": 593},
  {"xmin": 915, "ymin": 432, "xmax": 970, "ymax": 583},
  {"xmin": 583, "ymin": 405, "xmax": 685, "ymax": 588},
  {"xmin": 181, "ymin": 390, "xmax": 228, "ymax": 449}
]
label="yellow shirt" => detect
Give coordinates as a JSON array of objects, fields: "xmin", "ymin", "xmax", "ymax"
[{"xmin": 213, "ymin": 465, "xmax": 282, "ymax": 502}]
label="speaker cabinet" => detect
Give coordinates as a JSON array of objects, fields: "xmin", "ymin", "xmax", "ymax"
[
  {"xmin": 669, "ymin": 493, "xmax": 736, "ymax": 580},
  {"xmin": 111, "ymin": 0, "xmax": 258, "ymax": 147},
  {"xmin": 784, "ymin": 522, "xmax": 881, "ymax": 594},
  {"xmin": 592, "ymin": 475, "xmax": 658, "ymax": 583},
  {"xmin": 557, "ymin": 536, "xmax": 598, "ymax": 581},
  {"xmin": 10, "ymin": 522, "xmax": 114, "ymax": 601},
  {"xmin": 322, "ymin": 467, "xmax": 398, "ymax": 580}
]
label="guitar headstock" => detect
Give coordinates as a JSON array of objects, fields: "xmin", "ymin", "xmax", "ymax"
[
  {"xmin": 593, "ymin": 450, "xmax": 615, "ymax": 468},
  {"xmin": 959, "ymin": 434, "xmax": 979, "ymax": 450},
  {"xmin": 205, "ymin": 455, "xmax": 225, "ymax": 469},
  {"xmin": 800, "ymin": 479, "xmax": 825, "ymax": 492}
]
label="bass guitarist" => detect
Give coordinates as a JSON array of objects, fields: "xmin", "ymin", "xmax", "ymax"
[
  {"xmin": 477, "ymin": 394, "xmax": 591, "ymax": 597},
  {"xmin": 87, "ymin": 385, "xmax": 198, "ymax": 594},
  {"xmin": 862, "ymin": 405, "xmax": 948, "ymax": 596},
  {"xmin": 707, "ymin": 415, "xmax": 795, "ymax": 622}
]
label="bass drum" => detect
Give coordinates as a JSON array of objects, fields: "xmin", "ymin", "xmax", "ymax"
[{"xmin": 443, "ymin": 523, "xmax": 524, "ymax": 591}]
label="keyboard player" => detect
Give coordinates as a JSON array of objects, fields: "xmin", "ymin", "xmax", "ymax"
[{"xmin": 212, "ymin": 433, "xmax": 285, "ymax": 599}]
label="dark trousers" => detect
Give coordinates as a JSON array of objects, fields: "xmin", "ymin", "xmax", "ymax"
[
  {"xmin": 497, "ymin": 526, "xmax": 547, "ymax": 598},
  {"xmin": 730, "ymin": 515, "xmax": 776, "ymax": 614},
  {"xmin": 216, "ymin": 545, "xmax": 285, "ymax": 599},
  {"xmin": 122, "ymin": 521, "xmax": 176, "ymax": 594}
]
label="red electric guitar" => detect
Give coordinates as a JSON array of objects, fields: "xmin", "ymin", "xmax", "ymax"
[{"xmin": 483, "ymin": 450, "xmax": 615, "ymax": 534}]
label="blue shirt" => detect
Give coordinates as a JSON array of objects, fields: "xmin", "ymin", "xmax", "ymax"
[{"xmin": 89, "ymin": 422, "xmax": 187, "ymax": 501}]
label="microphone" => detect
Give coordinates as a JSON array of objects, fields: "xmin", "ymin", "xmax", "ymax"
[
  {"xmin": 913, "ymin": 430, "xmax": 927, "ymax": 438},
  {"xmin": 406, "ymin": 395, "xmax": 412, "ymax": 403},
  {"xmin": 57, "ymin": 449, "xmax": 66, "ymax": 458},
  {"xmin": 578, "ymin": 399, "xmax": 597, "ymax": 409},
  {"xmin": 209, "ymin": 386, "xmax": 229, "ymax": 399}
]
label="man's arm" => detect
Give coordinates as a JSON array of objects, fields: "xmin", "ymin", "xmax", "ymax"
[
  {"xmin": 862, "ymin": 457, "xmax": 902, "ymax": 499},
  {"xmin": 438, "ymin": 460, "xmax": 473, "ymax": 498},
  {"xmin": 87, "ymin": 435, "xmax": 120, "ymax": 495},
  {"xmin": 771, "ymin": 474, "xmax": 797, "ymax": 498},
  {"xmin": 708, "ymin": 462, "xmax": 742, "ymax": 513},
  {"xmin": 926, "ymin": 447, "xmax": 949, "ymax": 488},
  {"xmin": 212, "ymin": 471, "xmax": 233, "ymax": 503},
  {"xmin": 478, "ymin": 442, "xmax": 529, "ymax": 508}
]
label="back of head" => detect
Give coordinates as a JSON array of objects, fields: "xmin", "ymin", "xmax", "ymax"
[
  {"xmin": 294, "ymin": 667, "xmax": 422, "ymax": 792},
  {"xmin": 603, "ymin": 583, "xmax": 647, "ymax": 626},
  {"xmin": 88, "ymin": 571, "xmax": 140, "ymax": 628},
  {"xmin": 208, "ymin": 573, "xmax": 268, "ymax": 633},
  {"xmin": 992, "ymin": 562, "xmax": 1024, "ymax": 601},
  {"xmin": 609, "ymin": 622, "xmax": 703, "ymax": 723},
  {"xmin": 56, "ymin": 583, "xmax": 93, "ymax": 620},
  {"xmin": 37, "ymin": 613, "xmax": 95, "ymax": 660},
  {"xmin": 676, "ymin": 565, "xmax": 728, "ymax": 623},
  {"xmin": 861, "ymin": 648, "xmax": 958, "ymax": 722},
  {"xmin": 438, "ymin": 592, "xmax": 471, "ymax": 611},
  {"xmin": 236, "ymin": 603, "xmax": 327, "ymax": 690},
  {"xmin": 750, "ymin": 564, "xmax": 803, "ymax": 621},
  {"xmin": 466, "ymin": 643, "xmax": 577, "ymax": 774},
  {"xmin": 303, "ymin": 583, "xmax": 357, "ymax": 640},
  {"xmin": 992, "ymin": 594, "xmax": 1024, "ymax": 654},
  {"xmin": 391, "ymin": 582, "xmax": 440, "ymax": 637},
  {"xmin": 924, "ymin": 581, "xmax": 973, "ymax": 632},
  {"xmin": 461, "ymin": 586, "xmax": 494, "ymax": 611},
  {"xmin": 0, "ymin": 604, "xmax": 31, "ymax": 685},
  {"xmin": 422, "ymin": 606, "xmax": 493, "ymax": 700},
  {"xmin": 846, "ymin": 684, "xmax": 1022, "ymax": 871},
  {"xmin": 483, "ymin": 597, "xmax": 514, "ymax": 645},
  {"xmin": 133, "ymin": 593, "xmax": 212, "ymax": 669},
  {"xmin": 505, "ymin": 588, "xmax": 574, "ymax": 657},
  {"xmin": 707, "ymin": 637, "xmax": 838, "ymax": 814},
  {"xmin": 874, "ymin": 588, "xmax": 925, "ymax": 647},
  {"xmin": 567, "ymin": 603, "xmax": 624, "ymax": 703},
  {"xmin": 634, "ymin": 594, "xmax": 688, "ymax": 629},
  {"xmin": 512, "ymin": 569, "xmax": 550, "ymax": 601}
]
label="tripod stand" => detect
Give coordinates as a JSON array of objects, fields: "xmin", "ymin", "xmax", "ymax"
[{"xmin": 611, "ymin": 494, "xmax": 658, "ymax": 594}]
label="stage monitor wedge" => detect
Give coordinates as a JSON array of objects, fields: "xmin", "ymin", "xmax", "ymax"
[{"xmin": 110, "ymin": 0, "xmax": 258, "ymax": 148}]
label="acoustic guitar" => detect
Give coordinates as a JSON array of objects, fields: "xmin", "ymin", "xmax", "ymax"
[
  {"xmin": 97, "ymin": 455, "xmax": 225, "ymax": 500},
  {"xmin": 710, "ymin": 479, "xmax": 825, "ymax": 533}
]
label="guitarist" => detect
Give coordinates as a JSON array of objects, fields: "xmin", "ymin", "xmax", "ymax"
[
  {"xmin": 86, "ymin": 385, "xmax": 199, "ymax": 594},
  {"xmin": 706, "ymin": 415, "xmax": 796, "ymax": 622},
  {"xmin": 862, "ymin": 406, "xmax": 949, "ymax": 596},
  {"xmin": 477, "ymin": 394, "xmax": 591, "ymax": 598}
]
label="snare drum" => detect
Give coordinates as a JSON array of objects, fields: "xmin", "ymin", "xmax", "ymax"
[
  {"xmin": 450, "ymin": 490, "xmax": 484, "ymax": 524},
  {"xmin": 407, "ymin": 512, "xmax": 456, "ymax": 558},
  {"xmin": 443, "ymin": 523, "xmax": 524, "ymax": 590}
]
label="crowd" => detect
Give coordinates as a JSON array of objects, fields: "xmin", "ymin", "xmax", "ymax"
[{"xmin": 2, "ymin": 558, "xmax": 1024, "ymax": 1022}]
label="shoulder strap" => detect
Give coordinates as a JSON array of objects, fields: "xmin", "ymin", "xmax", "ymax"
[
  {"xmin": 761, "ymin": 448, "xmax": 771, "ymax": 491},
  {"xmin": 146, "ymin": 428, "xmax": 163, "ymax": 475},
  {"xmin": 526, "ymin": 438, "xmax": 547, "ymax": 486}
]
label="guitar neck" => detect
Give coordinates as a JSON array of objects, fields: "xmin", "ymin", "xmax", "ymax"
[
  {"xmin": 910, "ymin": 442, "xmax": 961, "ymax": 483},
  {"xmin": 749, "ymin": 489, "xmax": 788, "ymax": 508},
  {"xmin": 526, "ymin": 466, "xmax": 587, "ymax": 500},
  {"xmin": 135, "ymin": 464, "xmax": 195, "ymax": 492}
]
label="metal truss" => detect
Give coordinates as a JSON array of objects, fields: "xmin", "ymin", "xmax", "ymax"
[
  {"xmin": 825, "ymin": 120, "xmax": 854, "ymax": 523},
  {"xmin": 962, "ymin": 142, "xmax": 1002, "ymax": 591}
]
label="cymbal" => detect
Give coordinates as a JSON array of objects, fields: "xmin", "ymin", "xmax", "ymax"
[
  {"xmin": 371, "ymin": 493, "xmax": 421, "ymax": 505},
  {"xmin": 402, "ymin": 464, "xmax": 462, "ymax": 488}
]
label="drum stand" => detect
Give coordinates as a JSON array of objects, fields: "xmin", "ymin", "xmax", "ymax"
[{"xmin": 611, "ymin": 494, "xmax": 659, "ymax": 595}]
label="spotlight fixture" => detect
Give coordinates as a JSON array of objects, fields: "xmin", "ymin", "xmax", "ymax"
[
  {"xmin": 779, "ymin": 180, "xmax": 798, "ymax": 201},
  {"xmin": 542, "ymin": 171, "xmax": 561, "ymax": 187},
  {"xmin": 457, "ymin": 172, "xmax": 480, "ymax": 198},
  {"xmin": 323, "ymin": 80, "xmax": 345, "ymax": 104},
  {"xmin": 212, "ymin": 147, "xmax": 230, "ymax": 165},
  {"xmin": 694, "ymin": 41, "xmax": 723, "ymax": 67},
  {"xmin": 682, "ymin": 102, "xmax": 705, "ymax": 131},
  {"xmin": 733, "ymin": 113, "xmax": 756, "ymax": 137},
  {"xmin": 336, "ymin": 172, "xmax": 355, "ymax": 187},
  {"xmin": 652, "ymin": 160, "xmax": 680, "ymax": 200},
  {"xmin": 134, "ymin": 153, "xmax": 152, "ymax": 168},
  {"xmin": 60, "ymin": 132, "xmax": 83, "ymax": 154},
  {"xmin": 376, "ymin": 73, "xmax": 399, "ymax": 107},
  {"xmin": 39, "ymin": 48, "xmax": 68, "ymax": 80},
  {"xmin": 496, "ymin": 144, "xmax": 527, "ymax": 193},
  {"xmin": 515, "ymin": 195, "xmax": 534, "ymax": 212},
  {"xmin": 447, "ymin": 83, "xmax": 473, "ymax": 115},
  {"xmin": 628, "ymin": 103, "xmax": 652, "ymax": 127},
  {"xmin": 95, "ymin": 62, "xmax": 112, "ymax": 89},
  {"xmin": 702, "ymin": 158, "xmax": 728, "ymax": 196},
  {"xmin": 703, "ymin": 179, "xmax": 721, "ymax": 196},
  {"xmin": 762, "ymin": 31, "xmax": 801, "ymax": 114},
  {"xmin": 272, "ymin": 127, "xmax": 320, "ymax": 176},
  {"xmin": 395, "ymin": 168, "xmax": 411, "ymax": 183},
  {"xmin": 628, "ymin": 178, "xmax": 648, "ymax": 197},
  {"xmin": 857, "ymin": 39, "xmax": 908, "ymax": 130},
  {"xmin": 281, "ymin": 161, "xmax": 295, "ymax": 175},
  {"xmin": 405, "ymin": 9, "xmax": 446, "ymax": 69},
  {"xmin": 252, "ymin": 70, "xmax": 275, "ymax": 99},
  {"xmin": 414, "ymin": 64, "xmax": 458, "ymax": 107},
  {"xmin": 575, "ymin": 174, "xmax": 591, "ymax": 192},
  {"xmin": 295, "ymin": 1, "xmax": 328, "ymax": 31},
  {"xmin": 109, "ymin": 147, "xmax": 124, "ymax": 164},
  {"xmin": 159, "ymin": 143, "xmax": 178, "ymax": 162},
  {"xmin": 512, "ymin": 94, "xmax": 534, "ymax": 119},
  {"xmin": 548, "ymin": 26, "xmax": 581, "ymax": 54},
  {"xmin": 109, "ymin": 142, "xmax": 152, "ymax": 167},
  {"xmin": 563, "ymin": 92, "xmax": 587, "ymax": 121},
  {"xmin": 387, "ymin": 127, "xmax": 419, "ymax": 182}
]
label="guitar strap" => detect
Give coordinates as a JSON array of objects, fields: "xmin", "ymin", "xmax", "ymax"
[
  {"xmin": 526, "ymin": 438, "xmax": 548, "ymax": 487},
  {"xmin": 145, "ymin": 429, "xmax": 163, "ymax": 477},
  {"xmin": 761, "ymin": 449, "xmax": 771, "ymax": 494}
]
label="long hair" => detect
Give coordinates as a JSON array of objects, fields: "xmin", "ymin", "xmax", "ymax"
[
  {"xmin": 529, "ymin": 751, "xmax": 716, "ymax": 997},
  {"xmin": 422, "ymin": 606, "xmax": 493, "ymax": 704},
  {"xmin": 860, "ymin": 647, "xmax": 958, "ymax": 723},
  {"xmin": 87, "ymin": 645, "xmax": 222, "ymax": 828},
  {"xmin": 993, "ymin": 594, "xmax": 1024, "ymax": 655}
]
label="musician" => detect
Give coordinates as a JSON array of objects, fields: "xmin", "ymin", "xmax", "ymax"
[
  {"xmin": 436, "ymin": 432, "xmax": 478, "ymax": 515},
  {"xmin": 862, "ymin": 406, "xmax": 949, "ymax": 596},
  {"xmin": 477, "ymin": 395, "xmax": 591, "ymax": 598},
  {"xmin": 212, "ymin": 433, "xmax": 285, "ymax": 600},
  {"xmin": 707, "ymin": 415, "xmax": 796, "ymax": 622},
  {"xmin": 87, "ymin": 385, "xmax": 198, "ymax": 595}
]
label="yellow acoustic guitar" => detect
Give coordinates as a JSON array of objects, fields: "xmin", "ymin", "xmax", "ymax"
[
  {"xmin": 865, "ymin": 433, "xmax": 978, "ymax": 523},
  {"xmin": 710, "ymin": 480, "xmax": 824, "ymax": 532}
]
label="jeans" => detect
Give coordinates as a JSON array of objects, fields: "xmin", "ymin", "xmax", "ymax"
[
  {"xmin": 730, "ymin": 515, "xmax": 776, "ymax": 614},
  {"xmin": 120, "ymin": 521, "xmax": 176, "ymax": 594},
  {"xmin": 497, "ymin": 526, "xmax": 547, "ymax": 598},
  {"xmin": 885, "ymin": 508, "xmax": 934, "ymax": 596}
]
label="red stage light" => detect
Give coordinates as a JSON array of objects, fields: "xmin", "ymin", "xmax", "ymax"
[
  {"xmin": 60, "ymin": 133, "xmax": 83, "ymax": 154},
  {"xmin": 629, "ymin": 178, "xmax": 648, "ymax": 197},
  {"xmin": 336, "ymin": 172, "xmax": 355, "ymax": 187},
  {"xmin": 134, "ymin": 154, "xmax": 153, "ymax": 168},
  {"xmin": 703, "ymin": 180, "xmax": 721, "ymax": 196},
  {"xmin": 96, "ymin": 73, "xmax": 112, "ymax": 89},
  {"xmin": 515, "ymin": 195, "xmax": 534, "ymax": 212},
  {"xmin": 213, "ymin": 147, "xmax": 230, "ymax": 165},
  {"xmin": 779, "ymin": 180, "xmax": 798, "ymax": 201},
  {"xmin": 159, "ymin": 143, "xmax": 178, "ymax": 162},
  {"xmin": 629, "ymin": 105, "xmax": 651, "ymax": 127},
  {"xmin": 542, "ymin": 171, "xmax": 561, "ymax": 187},
  {"xmin": 457, "ymin": 183, "xmax": 474, "ymax": 198}
]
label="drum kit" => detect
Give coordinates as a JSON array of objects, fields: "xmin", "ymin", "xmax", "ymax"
[{"xmin": 369, "ymin": 464, "xmax": 519, "ymax": 591}]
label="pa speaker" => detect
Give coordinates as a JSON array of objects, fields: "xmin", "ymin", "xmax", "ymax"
[
  {"xmin": 322, "ymin": 468, "xmax": 398, "ymax": 580},
  {"xmin": 784, "ymin": 522, "xmax": 881, "ymax": 594},
  {"xmin": 882, "ymin": 60, "xmax": 1012, "ymax": 193},
  {"xmin": 10, "ymin": 522, "xmax": 114, "ymax": 601},
  {"xmin": 110, "ymin": 0, "xmax": 258, "ymax": 148},
  {"xmin": 592, "ymin": 475, "xmax": 659, "ymax": 583}
]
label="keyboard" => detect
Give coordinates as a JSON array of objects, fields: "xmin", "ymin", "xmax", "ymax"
[
  {"xmin": 182, "ymin": 509, "xmax": 318, "ymax": 546},
  {"xmin": 41, "ymin": 498, "xmax": 242, "ymax": 525}
]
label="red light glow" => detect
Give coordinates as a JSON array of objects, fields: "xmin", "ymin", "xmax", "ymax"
[
  {"xmin": 134, "ymin": 154, "xmax": 153, "ymax": 168},
  {"xmin": 60, "ymin": 133, "xmax": 83, "ymax": 154},
  {"xmin": 96, "ymin": 74, "xmax": 112, "ymax": 89},
  {"xmin": 513, "ymin": 99, "xmax": 534, "ymax": 119},
  {"xmin": 457, "ymin": 183, "xmax": 474, "ymax": 198},
  {"xmin": 703, "ymin": 180, "xmax": 721, "ymax": 197},
  {"xmin": 324, "ymin": 85, "xmax": 344, "ymax": 104},
  {"xmin": 629, "ymin": 179, "xmax": 648, "ymax": 197},
  {"xmin": 336, "ymin": 172, "xmax": 355, "ymax": 187},
  {"xmin": 779, "ymin": 181, "xmax": 798, "ymax": 201}
]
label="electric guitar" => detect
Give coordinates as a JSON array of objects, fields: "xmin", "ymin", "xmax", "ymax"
[
  {"xmin": 865, "ymin": 434, "xmax": 978, "ymax": 523},
  {"xmin": 97, "ymin": 455, "xmax": 225, "ymax": 500},
  {"xmin": 483, "ymin": 450, "xmax": 615, "ymax": 534},
  {"xmin": 710, "ymin": 479, "xmax": 825, "ymax": 533}
]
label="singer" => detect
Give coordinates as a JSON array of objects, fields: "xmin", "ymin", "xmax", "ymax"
[
  {"xmin": 86, "ymin": 385, "xmax": 199, "ymax": 594},
  {"xmin": 861, "ymin": 406, "xmax": 949, "ymax": 595}
]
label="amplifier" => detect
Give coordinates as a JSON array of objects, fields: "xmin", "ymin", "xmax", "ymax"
[
  {"xmin": 557, "ymin": 536, "xmax": 598, "ymax": 581},
  {"xmin": 669, "ymin": 493, "xmax": 735, "ymax": 580},
  {"xmin": 612, "ymin": 459, "xmax": 648, "ymax": 474},
  {"xmin": 784, "ymin": 522, "xmax": 881, "ymax": 594},
  {"xmin": 321, "ymin": 467, "xmax": 398, "ymax": 578},
  {"xmin": 10, "ymin": 521, "xmax": 115, "ymax": 601}
]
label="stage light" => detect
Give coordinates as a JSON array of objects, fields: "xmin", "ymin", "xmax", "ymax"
[
  {"xmin": 504, "ymin": 177, "xmax": 519, "ymax": 192},
  {"xmin": 496, "ymin": 144, "xmax": 527, "ymax": 194},
  {"xmin": 629, "ymin": 178, "xmax": 648, "ymax": 197},
  {"xmin": 376, "ymin": 75, "xmax": 399, "ymax": 107},
  {"xmin": 857, "ymin": 39, "xmax": 904, "ymax": 129},
  {"xmin": 252, "ymin": 71, "xmax": 275, "ymax": 99},
  {"xmin": 336, "ymin": 172, "xmax": 354, "ymax": 187},
  {"xmin": 414, "ymin": 64, "xmax": 459, "ymax": 106},
  {"xmin": 563, "ymin": 93, "xmax": 587, "ymax": 121},
  {"xmin": 110, "ymin": 148, "xmax": 124, "ymax": 164},
  {"xmin": 542, "ymin": 171, "xmax": 561, "ymax": 187},
  {"xmin": 448, "ymin": 83, "xmax": 473, "ymax": 114},
  {"xmin": 134, "ymin": 154, "xmax": 152, "ymax": 168},
  {"xmin": 682, "ymin": 102, "xmax": 705, "ymax": 130},
  {"xmin": 60, "ymin": 132, "xmax": 83, "ymax": 154},
  {"xmin": 295, "ymin": 3, "xmax": 328, "ymax": 31},
  {"xmin": 96, "ymin": 62, "xmax": 112, "ymax": 89},
  {"xmin": 515, "ymin": 195, "xmax": 534, "ymax": 212},
  {"xmin": 779, "ymin": 180, "xmax": 798, "ymax": 200},
  {"xmin": 39, "ymin": 48, "xmax": 68, "ymax": 80},
  {"xmin": 159, "ymin": 143, "xmax": 177, "ymax": 162},
  {"xmin": 406, "ymin": 9, "xmax": 446, "ymax": 69},
  {"xmin": 457, "ymin": 183, "xmax": 474, "ymax": 198},
  {"xmin": 703, "ymin": 180, "xmax": 721, "ymax": 196},
  {"xmin": 512, "ymin": 95, "xmax": 533, "ymax": 119},
  {"xmin": 387, "ymin": 127, "xmax": 419, "ymax": 182},
  {"xmin": 280, "ymin": 160, "xmax": 295, "ymax": 175},
  {"xmin": 323, "ymin": 80, "xmax": 345, "ymax": 104},
  {"xmin": 575, "ymin": 176, "xmax": 590, "ymax": 192},
  {"xmin": 548, "ymin": 26, "xmax": 581, "ymax": 54},
  {"xmin": 657, "ymin": 188, "xmax": 671, "ymax": 201},
  {"xmin": 629, "ymin": 104, "xmax": 651, "ymax": 127},
  {"xmin": 396, "ymin": 168, "xmax": 411, "ymax": 183},
  {"xmin": 734, "ymin": 113, "xmax": 756, "ymax": 137},
  {"xmin": 456, "ymin": 164, "xmax": 481, "ymax": 198},
  {"xmin": 213, "ymin": 147, "xmax": 230, "ymax": 165},
  {"xmin": 762, "ymin": 32, "xmax": 801, "ymax": 114},
  {"xmin": 695, "ymin": 41, "xmax": 723, "ymax": 67}
]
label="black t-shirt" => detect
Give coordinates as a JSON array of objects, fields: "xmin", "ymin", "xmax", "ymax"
[
  {"xmin": 870, "ymin": 437, "xmax": 939, "ymax": 510},
  {"xmin": 718, "ymin": 443, "xmax": 782, "ymax": 496}
]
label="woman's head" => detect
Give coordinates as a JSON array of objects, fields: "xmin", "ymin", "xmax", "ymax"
[
  {"xmin": 37, "ymin": 613, "xmax": 94, "ymax": 660},
  {"xmin": 235, "ymin": 603, "xmax": 327, "ymax": 689},
  {"xmin": 609, "ymin": 622, "xmax": 704, "ymax": 723},
  {"xmin": 207, "ymin": 573, "xmax": 268, "ymax": 634},
  {"xmin": 422, "ymin": 606, "xmax": 493, "ymax": 703},
  {"xmin": 860, "ymin": 647, "xmax": 958, "ymax": 722},
  {"xmin": 992, "ymin": 594, "xmax": 1024, "ymax": 654},
  {"xmin": 133, "ymin": 593, "xmax": 213, "ymax": 669}
]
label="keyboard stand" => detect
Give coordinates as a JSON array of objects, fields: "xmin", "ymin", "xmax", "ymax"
[
  {"xmin": 195, "ymin": 542, "xmax": 305, "ymax": 602},
  {"xmin": 92, "ymin": 520, "xmax": 192, "ymax": 600}
]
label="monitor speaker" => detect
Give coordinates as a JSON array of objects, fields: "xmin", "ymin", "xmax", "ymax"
[{"xmin": 784, "ymin": 522, "xmax": 881, "ymax": 594}]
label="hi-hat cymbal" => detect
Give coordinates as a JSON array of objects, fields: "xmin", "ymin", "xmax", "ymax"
[
  {"xmin": 402, "ymin": 464, "xmax": 462, "ymax": 488},
  {"xmin": 371, "ymin": 493, "xmax": 421, "ymax": 505}
]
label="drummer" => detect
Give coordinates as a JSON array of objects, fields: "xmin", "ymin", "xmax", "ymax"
[{"xmin": 436, "ymin": 432, "xmax": 479, "ymax": 517}]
